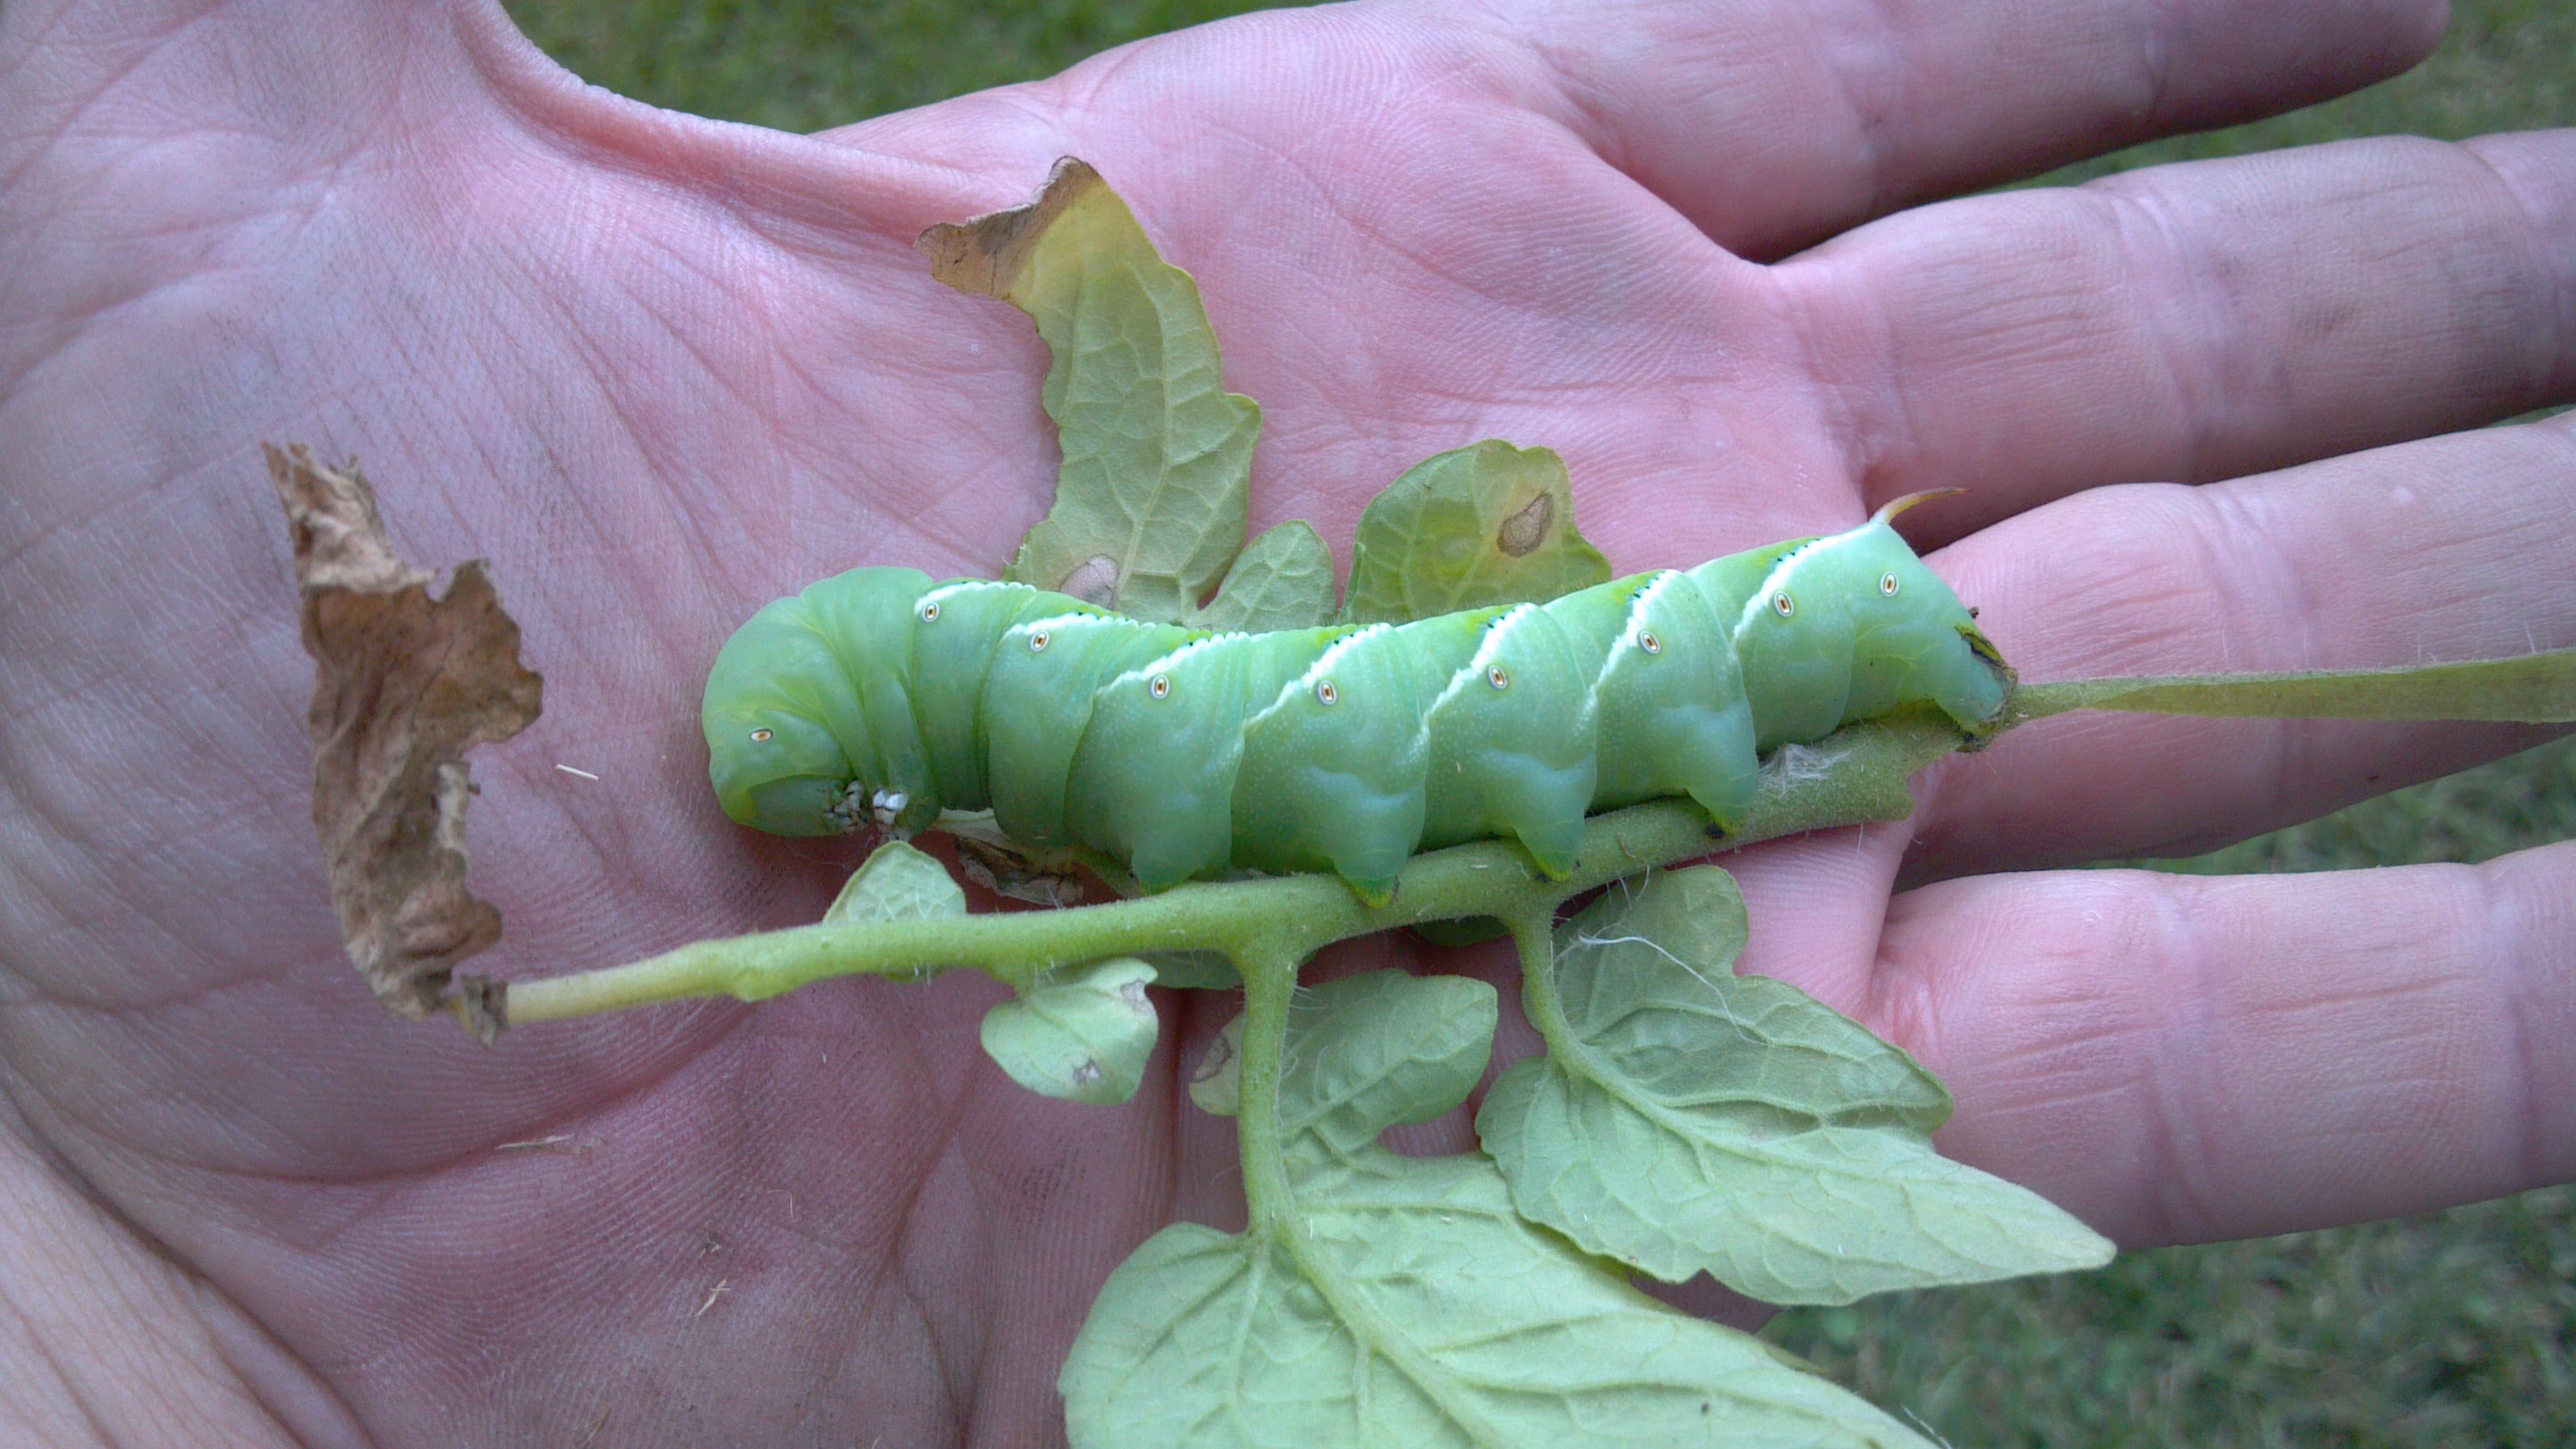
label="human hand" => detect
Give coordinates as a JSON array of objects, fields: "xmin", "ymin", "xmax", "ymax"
[{"xmin": 1, "ymin": 0, "xmax": 2567, "ymax": 1443}]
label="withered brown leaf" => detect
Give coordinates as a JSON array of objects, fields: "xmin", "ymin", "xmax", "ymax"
[{"xmin": 268, "ymin": 444, "xmax": 540, "ymax": 1035}]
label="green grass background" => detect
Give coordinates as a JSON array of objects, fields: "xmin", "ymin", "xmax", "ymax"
[{"xmin": 499, "ymin": 2, "xmax": 2574, "ymax": 1441}]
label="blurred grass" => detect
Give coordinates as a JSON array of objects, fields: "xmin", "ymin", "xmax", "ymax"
[
  {"xmin": 2031, "ymin": 0, "xmax": 2574, "ymax": 184},
  {"xmin": 1776, "ymin": 1185, "xmax": 2576, "ymax": 1449},
  {"xmin": 500, "ymin": 2, "xmax": 2573, "ymax": 1443},
  {"xmin": 2123, "ymin": 733, "xmax": 2576, "ymax": 878},
  {"xmin": 503, "ymin": 0, "xmax": 1302, "ymax": 129}
]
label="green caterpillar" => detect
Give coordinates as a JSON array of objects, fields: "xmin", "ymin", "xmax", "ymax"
[{"xmin": 701, "ymin": 496, "xmax": 2011, "ymax": 904}]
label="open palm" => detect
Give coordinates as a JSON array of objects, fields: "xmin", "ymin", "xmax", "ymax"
[{"xmin": 2, "ymin": 0, "xmax": 2570, "ymax": 1443}]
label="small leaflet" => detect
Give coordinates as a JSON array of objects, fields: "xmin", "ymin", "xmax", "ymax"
[
  {"xmin": 823, "ymin": 840, "xmax": 968, "ymax": 927},
  {"xmin": 266, "ymin": 444, "xmax": 541, "ymax": 1027},
  {"xmin": 1341, "ymin": 440, "xmax": 1611, "ymax": 625},
  {"xmin": 980, "ymin": 957, "xmax": 1160, "ymax": 1106},
  {"xmin": 815, "ymin": 842, "xmax": 966, "ymax": 986},
  {"xmin": 919, "ymin": 157, "xmax": 1261, "ymax": 626},
  {"xmin": 1477, "ymin": 868, "xmax": 2115, "ymax": 1305},
  {"xmin": 1061, "ymin": 969, "xmax": 1936, "ymax": 1448}
]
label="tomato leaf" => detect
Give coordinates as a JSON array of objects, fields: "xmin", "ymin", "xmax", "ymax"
[
  {"xmin": 981, "ymin": 957, "xmax": 1160, "ymax": 1106},
  {"xmin": 1342, "ymin": 440, "xmax": 1610, "ymax": 624},
  {"xmin": 823, "ymin": 839, "xmax": 968, "ymax": 927},
  {"xmin": 1062, "ymin": 968, "xmax": 1937, "ymax": 1447},
  {"xmin": 1189, "ymin": 519, "xmax": 1337, "ymax": 631},
  {"xmin": 1481, "ymin": 867, "xmax": 2114, "ymax": 1304},
  {"xmin": 920, "ymin": 158, "xmax": 1260, "ymax": 624}
]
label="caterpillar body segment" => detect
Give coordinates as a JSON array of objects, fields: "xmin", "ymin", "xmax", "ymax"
[{"xmin": 701, "ymin": 508, "xmax": 2012, "ymax": 898}]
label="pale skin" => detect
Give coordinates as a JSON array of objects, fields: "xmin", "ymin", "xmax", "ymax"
[{"xmin": 1, "ymin": 0, "xmax": 2570, "ymax": 1443}]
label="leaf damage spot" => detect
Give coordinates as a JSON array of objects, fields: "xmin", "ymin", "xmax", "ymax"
[
  {"xmin": 1057, "ymin": 554, "xmax": 1121, "ymax": 607},
  {"xmin": 916, "ymin": 155, "xmax": 1108, "ymax": 299},
  {"xmin": 1496, "ymin": 490, "xmax": 1552, "ymax": 556},
  {"xmin": 1341, "ymin": 440, "xmax": 1608, "ymax": 625}
]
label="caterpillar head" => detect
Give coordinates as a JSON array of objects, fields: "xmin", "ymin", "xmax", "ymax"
[{"xmin": 701, "ymin": 595, "xmax": 877, "ymax": 837}]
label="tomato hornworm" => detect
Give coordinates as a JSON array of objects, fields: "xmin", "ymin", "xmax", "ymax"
[{"xmin": 701, "ymin": 492, "xmax": 2007, "ymax": 905}]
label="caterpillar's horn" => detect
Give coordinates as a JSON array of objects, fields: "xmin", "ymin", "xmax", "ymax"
[{"xmin": 1872, "ymin": 489, "xmax": 1967, "ymax": 525}]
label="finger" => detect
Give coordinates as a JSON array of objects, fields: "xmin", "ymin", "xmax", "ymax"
[
  {"xmin": 1911, "ymin": 410, "xmax": 2576, "ymax": 881},
  {"xmin": 1500, "ymin": 0, "xmax": 2443, "ymax": 258},
  {"xmin": 1865, "ymin": 844, "xmax": 2576, "ymax": 1247},
  {"xmin": 1784, "ymin": 130, "xmax": 2576, "ymax": 534}
]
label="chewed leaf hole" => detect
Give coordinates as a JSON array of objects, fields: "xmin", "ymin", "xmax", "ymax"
[{"xmin": 1058, "ymin": 555, "xmax": 1121, "ymax": 607}]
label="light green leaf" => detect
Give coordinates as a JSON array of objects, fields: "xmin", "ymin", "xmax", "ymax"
[
  {"xmin": 1274, "ymin": 969, "xmax": 1495, "ymax": 1156},
  {"xmin": 1341, "ymin": 440, "xmax": 1611, "ymax": 625},
  {"xmin": 1062, "ymin": 969, "xmax": 1938, "ymax": 1448},
  {"xmin": 919, "ymin": 157, "xmax": 1260, "ymax": 623},
  {"xmin": 1188, "ymin": 519, "xmax": 1338, "ymax": 632},
  {"xmin": 823, "ymin": 840, "xmax": 967, "ymax": 926},
  {"xmin": 1480, "ymin": 868, "xmax": 2114, "ymax": 1305},
  {"xmin": 979, "ymin": 957, "xmax": 1159, "ymax": 1106},
  {"xmin": 2012, "ymin": 646, "xmax": 2576, "ymax": 724}
]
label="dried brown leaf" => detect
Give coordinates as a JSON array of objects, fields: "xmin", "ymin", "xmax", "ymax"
[
  {"xmin": 268, "ymin": 443, "xmax": 540, "ymax": 1026},
  {"xmin": 915, "ymin": 154, "xmax": 1101, "ymax": 299}
]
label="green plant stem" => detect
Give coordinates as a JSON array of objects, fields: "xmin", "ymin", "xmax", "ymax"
[
  {"xmin": 1226, "ymin": 935, "xmax": 1522, "ymax": 1440},
  {"xmin": 501, "ymin": 714, "xmax": 1964, "ymax": 1028},
  {"xmin": 2009, "ymin": 648, "xmax": 2576, "ymax": 725},
  {"xmin": 1503, "ymin": 901, "xmax": 1570, "ymax": 1056},
  {"xmin": 1233, "ymin": 940, "xmax": 1299, "ymax": 1234}
]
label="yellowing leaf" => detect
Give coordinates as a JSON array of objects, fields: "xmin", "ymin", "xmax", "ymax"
[
  {"xmin": 919, "ymin": 158, "xmax": 1260, "ymax": 624},
  {"xmin": 1341, "ymin": 440, "xmax": 1610, "ymax": 624}
]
